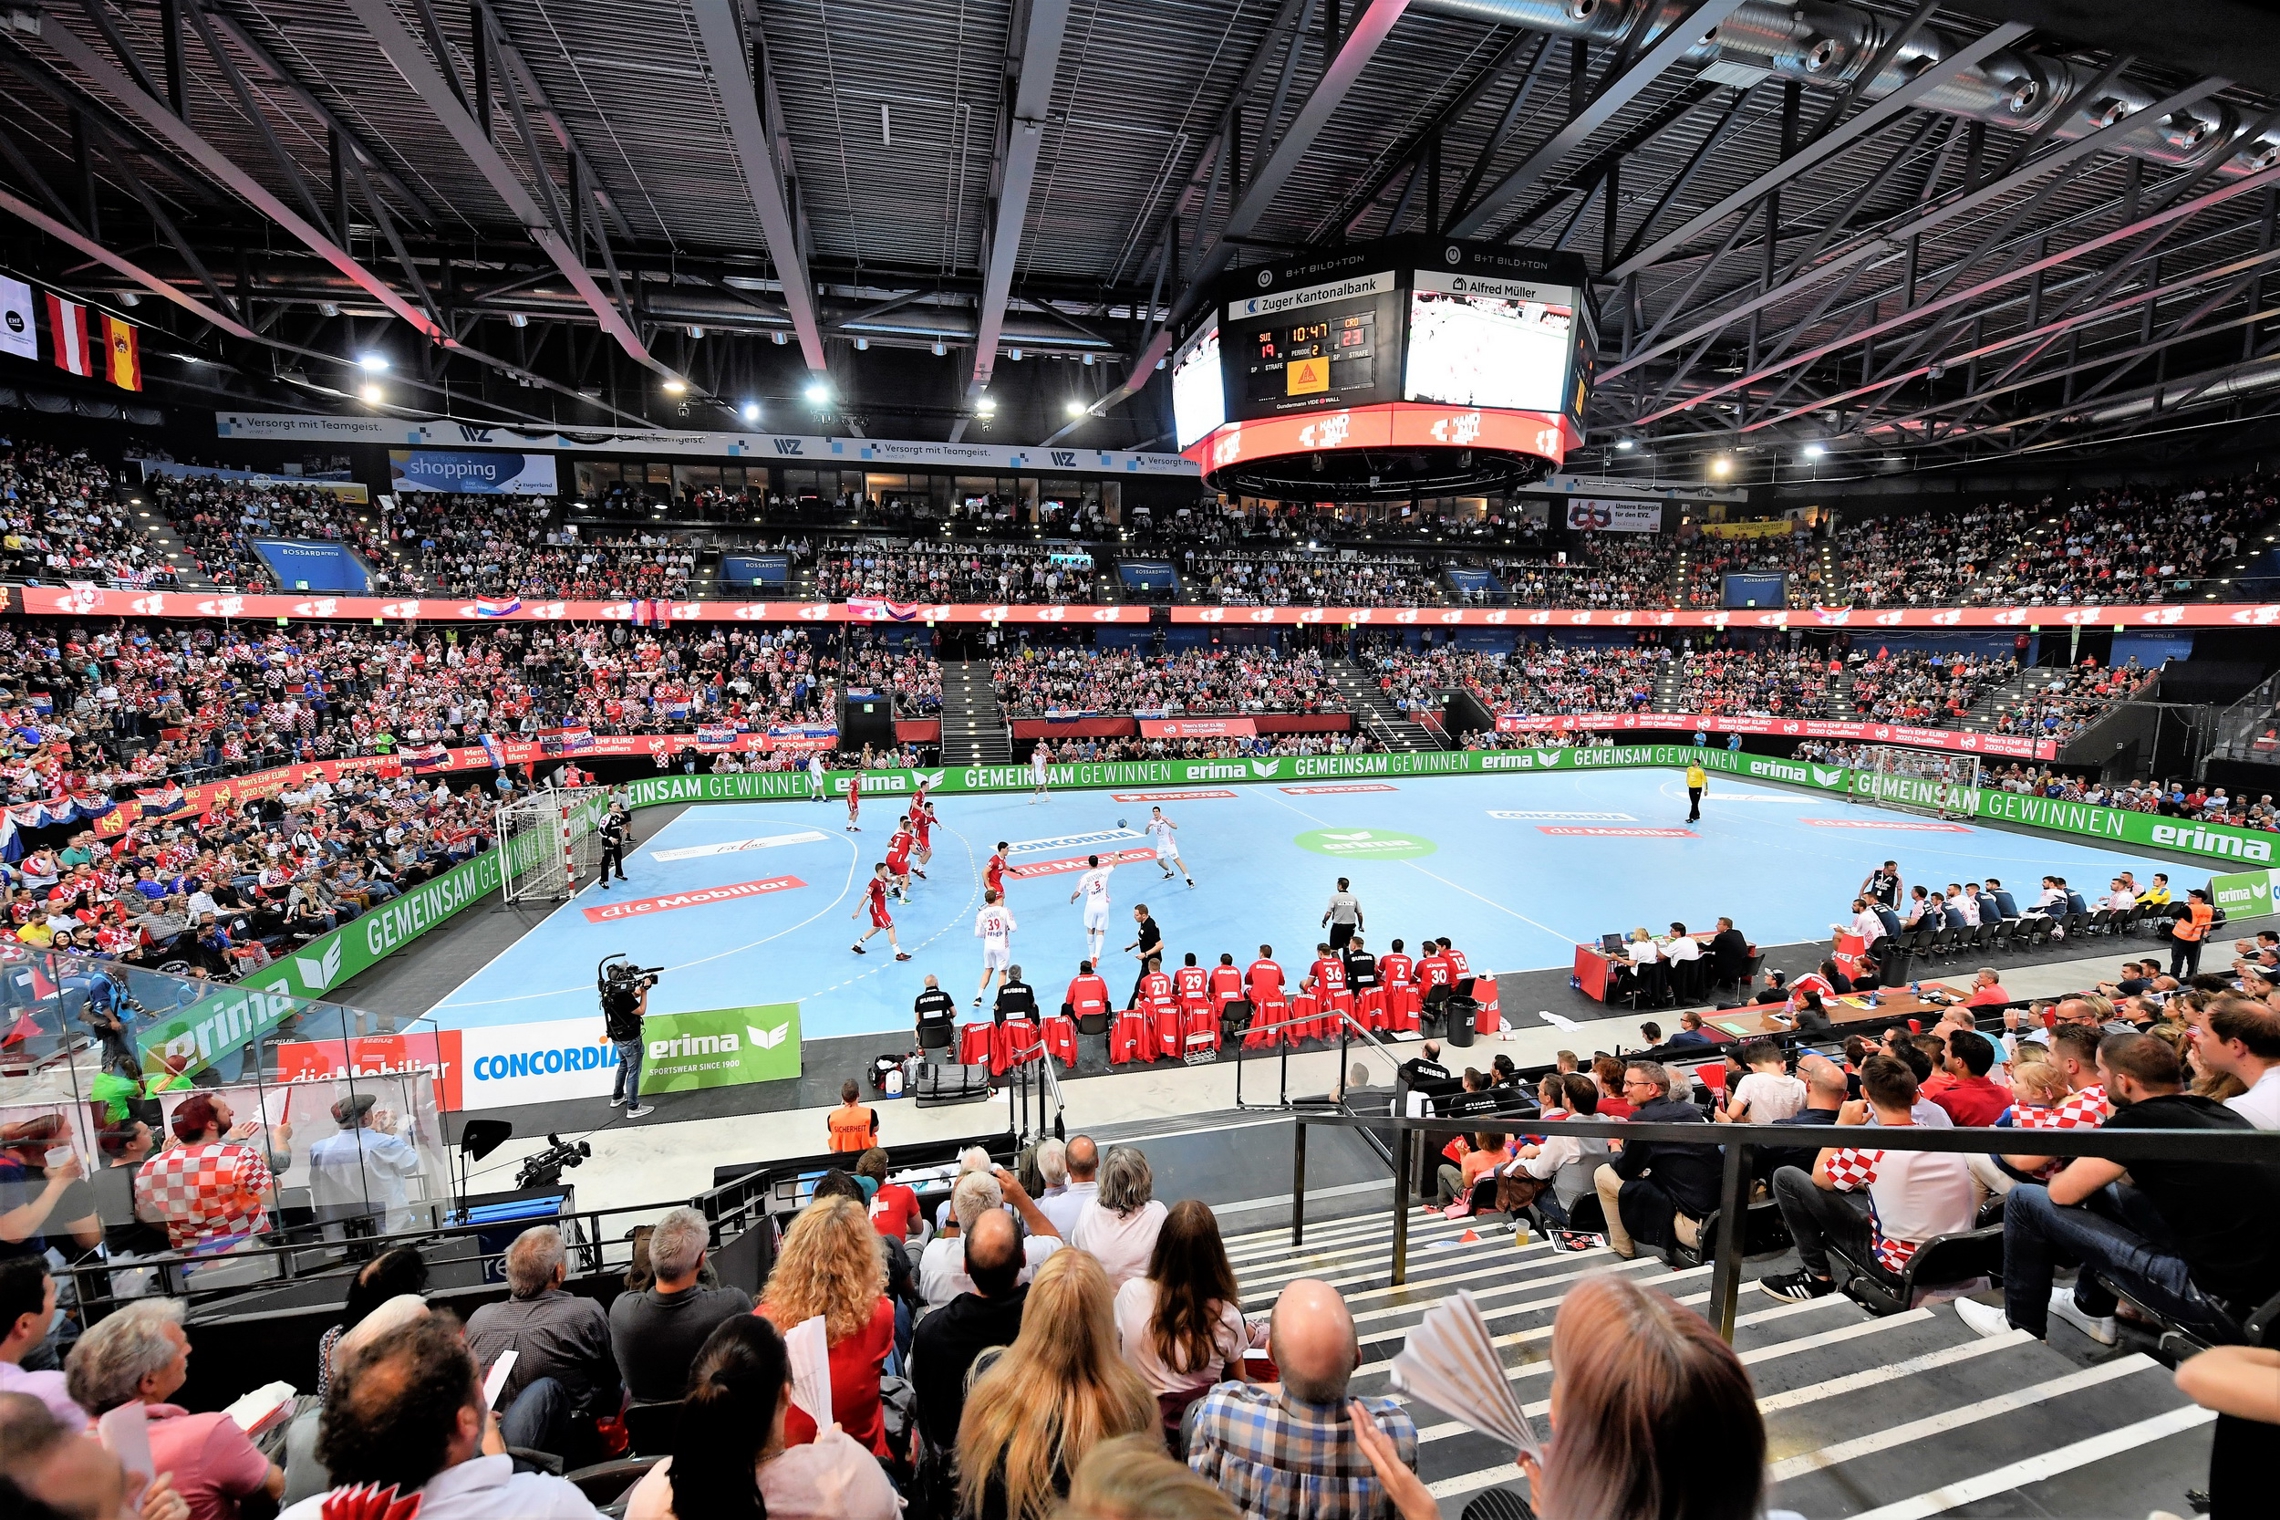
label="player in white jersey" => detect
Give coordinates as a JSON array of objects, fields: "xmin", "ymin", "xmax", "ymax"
[
  {"xmin": 1145, "ymin": 806, "xmax": 1194, "ymax": 887},
  {"xmin": 806, "ymin": 751, "xmax": 827, "ymax": 799},
  {"xmin": 1070, "ymin": 852, "xmax": 1113, "ymax": 962},
  {"xmin": 1028, "ymin": 743, "xmax": 1050, "ymax": 803},
  {"xmin": 973, "ymin": 889, "xmax": 1018, "ymax": 1004}
]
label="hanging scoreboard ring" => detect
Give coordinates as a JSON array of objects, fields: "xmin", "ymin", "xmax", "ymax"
[{"xmin": 1171, "ymin": 236, "xmax": 1595, "ymax": 500}]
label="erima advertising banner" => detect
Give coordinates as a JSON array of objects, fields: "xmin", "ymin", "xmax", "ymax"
[
  {"xmin": 2210, "ymin": 867, "xmax": 2280, "ymax": 915},
  {"xmin": 388, "ymin": 448, "xmax": 560, "ymax": 495},
  {"xmin": 640, "ymin": 1003, "xmax": 803, "ymax": 1092}
]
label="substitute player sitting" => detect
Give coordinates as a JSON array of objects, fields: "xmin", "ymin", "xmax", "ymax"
[
  {"xmin": 851, "ymin": 863, "xmax": 912, "ymax": 959},
  {"xmin": 974, "ymin": 889, "xmax": 1017, "ymax": 1006},
  {"xmin": 1144, "ymin": 806, "xmax": 1194, "ymax": 887},
  {"xmin": 1071, "ymin": 854, "xmax": 1114, "ymax": 963}
]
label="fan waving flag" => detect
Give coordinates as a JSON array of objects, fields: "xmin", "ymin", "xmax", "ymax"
[
  {"xmin": 848, "ymin": 597, "xmax": 922, "ymax": 622},
  {"xmin": 403, "ymin": 742, "xmax": 449, "ymax": 772},
  {"xmin": 695, "ymin": 723, "xmax": 739, "ymax": 749},
  {"xmin": 45, "ymin": 294, "xmax": 92, "ymax": 376},
  {"xmin": 478, "ymin": 733, "xmax": 505, "ymax": 770},
  {"xmin": 102, "ymin": 314, "xmax": 140, "ymax": 391},
  {"xmin": 475, "ymin": 597, "xmax": 521, "ymax": 617}
]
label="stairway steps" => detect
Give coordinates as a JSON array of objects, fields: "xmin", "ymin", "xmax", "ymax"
[{"xmin": 938, "ymin": 658, "xmax": 1010, "ymax": 766}]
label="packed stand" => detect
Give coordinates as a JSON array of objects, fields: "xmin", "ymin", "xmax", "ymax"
[
  {"xmin": 1673, "ymin": 645, "xmax": 1837, "ymax": 718},
  {"xmin": 1831, "ymin": 503, "xmax": 2030, "ymax": 607},
  {"xmin": 992, "ymin": 646, "xmax": 1335, "ymax": 716},
  {"xmin": 1368, "ymin": 641, "xmax": 1669, "ymax": 720},
  {"xmin": 1845, "ymin": 649, "xmax": 2018, "ymax": 724},
  {"xmin": 1680, "ymin": 528, "xmax": 1829, "ymax": 608},
  {"xmin": 148, "ymin": 476, "xmax": 392, "ymax": 592},
  {"xmin": 817, "ymin": 541, "xmax": 1096, "ymax": 604},
  {"xmin": 1987, "ymin": 659, "xmax": 2154, "ymax": 744},
  {"xmin": 1026, "ymin": 728, "xmax": 1380, "ymax": 763},
  {"xmin": 1965, "ymin": 478, "xmax": 2273, "ymax": 604},
  {"xmin": 1481, "ymin": 532, "xmax": 1678, "ymax": 607},
  {"xmin": 4, "ymin": 447, "xmax": 178, "ymax": 590},
  {"xmin": 1186, "ymin": 549, "xmax": 1440, "ymax": 607}
]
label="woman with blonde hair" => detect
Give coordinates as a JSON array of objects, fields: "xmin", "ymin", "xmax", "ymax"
[
  {"xmin": 755, "ymin": 1194, "xmax": 895, "ymax": 1457},
  {"xmin": 1351, "ymin": 1275, "xmax": 1776, "ymax": 1520},
  {"xmin": 958, "ymin": 1246, "xmax": 1158, "ymax": 1520},
  {"xmin": 1052, "ymin": 1433, "xmax": 1238, "ymax": 1519}
]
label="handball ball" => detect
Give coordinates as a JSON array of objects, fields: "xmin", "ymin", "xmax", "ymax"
[{"xmin": 1117, "ymin": 817, "xmax": 1127, "ymax": 829}]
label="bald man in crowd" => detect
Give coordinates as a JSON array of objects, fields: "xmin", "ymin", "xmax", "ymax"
[{"xmin": 1185, "ymin": 1278, "xmax": 1419, "ymax": 1519}]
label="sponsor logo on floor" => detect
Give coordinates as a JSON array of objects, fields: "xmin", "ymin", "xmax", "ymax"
[
  {"xmin": 1292, "ymin": 828, "xmax": 1438, "ymax": 859},
  {"xmin": 1008, "ymin": 847, "xmax": 1161, "ymax": 877},
  {"xmin": 1007, "ymin": 828, "xmax": 1143, "ymax": 854},
  {"xmin": 581, "ymin": 875, "xmax": 805, "ymax": 922},
  {"xmin": 650, "ymin": 829, "xmax": 828, "ymax": 861},
  {"xmin": 1536, "ymin": 826, "xmax": 1697, "ymax": 837},
  {"xmin": 1108, "ymin": 789, "xmax": 1237, "ymax": 802},
  {"xmin": 1281, "ymin": 783, "xmax": 1400, "ymax": 794},
  {"xmin": 1488, "ymin": 810, "xmax": 1638, "ymax": 820},
  {"xmin": 1803, "ymin": 818, "xmax": 1971, "ymax": 832}
]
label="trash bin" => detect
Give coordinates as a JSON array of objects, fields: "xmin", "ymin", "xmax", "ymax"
[{"xmin": 1444, "ymin": 996, "xmax": 1478, "ymax": 1048}]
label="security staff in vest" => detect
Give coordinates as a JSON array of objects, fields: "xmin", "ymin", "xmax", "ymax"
[
  {"xmin": 1685, "ymin": 760, "xmax": 1708, "ymax": 824},
  {"xmin": 597, "ymin": 804, "xmax": 630, "ymax": 887},
  {"xmin": 993, "ymin": 964, "xmax": 1038, "ymax": 1027},
  {"xmin": 601, "ymin": 958, "xmax": 656, "ymax": 1118}
]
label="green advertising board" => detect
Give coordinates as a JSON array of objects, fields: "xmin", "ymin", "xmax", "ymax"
[
  {"xmin": 2210, "ymin": 867, "xmax": 2280, "ymax": 916},
  {"xmin": 638, "ymin": 1002, "xmax": 804, "ymax": 1092}
]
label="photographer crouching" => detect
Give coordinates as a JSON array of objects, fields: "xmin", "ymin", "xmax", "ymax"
[{"xmin": 600, "ymin": 955, "xmax": 662, "ymax": 1118}]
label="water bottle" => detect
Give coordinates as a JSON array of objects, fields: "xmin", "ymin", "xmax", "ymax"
[{"xmin": 1910, "ymin": 981, "xmax": 1920, "ymax": 996}]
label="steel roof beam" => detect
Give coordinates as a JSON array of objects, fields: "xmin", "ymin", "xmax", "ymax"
[
  {"xmin": 1605, "ymin": 21, "xmax": 2029, "ymax": 281},
  {"xmin": 337, "ymin": 0, "xmax": 667, "ymax": 376},
  {"xmin": 27, "ymin": 13, "xmax": 449, "ymax": 342},
  {"xmin": 1604, "ymin": 73, "xmax": 2233, "ymax": 390},
  {"xmin": 1072, "ymin": 0, "xmax": 1412, "ymax": 441},
  {"xmin": 967, "ymin": 0, "xmax": 1074, "ymax": 395},
  {"xmin": 688, "ymin": 0, "xmax": 825, "ymax": 373},
  {"xmin": 1444, "ymin": 0, "xmax": 1745, "ymax": 240}
]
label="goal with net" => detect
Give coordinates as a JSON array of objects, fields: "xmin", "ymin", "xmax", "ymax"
[
  {"xmin": 498, "ymin": 786, "xmax": 609, "ymax": 904},
  {"xmin": 1846, "ymin": 746, "xmax": 1983, "ymax": 821}
]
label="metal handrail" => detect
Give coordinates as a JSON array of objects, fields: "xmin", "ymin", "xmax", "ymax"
[{"xmin": 1287, "ymin": 1108, "xmax": 2280, "ymax": 1343}]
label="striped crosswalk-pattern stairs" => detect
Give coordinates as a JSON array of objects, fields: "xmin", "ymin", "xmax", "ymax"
[{"xmin": 1214, "ymin": 1200, "xmax": 2215, "ymax": 1518}]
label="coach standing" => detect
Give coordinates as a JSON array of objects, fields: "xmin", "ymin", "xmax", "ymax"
[
  {"xmin": 597, "ymin": 805, "xmax": 629, "ymax": 887},
  {"xmin": 1323, "ymin": 878, "xmax": 1364, "ymax": 951},
  {"xmin": 1685, "ymin": 760, "xmax": 1708, "ymax": 824}
]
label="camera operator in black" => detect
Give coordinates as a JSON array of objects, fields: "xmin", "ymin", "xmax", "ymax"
[
  {"xmin": 597, "ymin": 805, "xmax": 630, "ymax": 887},
  {"xmin": 993, "ymin": 964, "xmax": 1038, "ymax": 1028},
  {"xmin": 601, "ymin": 963, "xmax": 656, "ymax": 1116}
]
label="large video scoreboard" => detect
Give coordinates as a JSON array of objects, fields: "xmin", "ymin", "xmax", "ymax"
[{"xmin": 1174, "ymin": 238, "xmax": 1594, "ymax": 498}]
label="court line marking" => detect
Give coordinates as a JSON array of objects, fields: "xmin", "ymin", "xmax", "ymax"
[
  {"xmin": 1253, "ymin": 787, "xmax": 1586, "ymax": 948},
  {"xmin": 435, "ymin": 808, "xmax": 864, "ymax": 1009},
  {"xmin": 1842, "ymin": 1402, "xmax": 2214, "ymax": 1520},
  {"xmin": 1768, "ymin": 1353, "xmax": 2162, "ymax": 1480}
]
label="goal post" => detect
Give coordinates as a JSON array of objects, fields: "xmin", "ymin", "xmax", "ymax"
[
  {"xmin": 1847, "ymin": 746, "xmax": 1983, "ymax": 821},
  {"xmin": 498, "ymin": 785, "xmax": 609, "ymax": 904}
]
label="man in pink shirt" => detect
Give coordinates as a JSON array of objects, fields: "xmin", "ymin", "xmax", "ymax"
[
  {"xmin": 0, "ymin": 1258, "xmax": 85, "ymax": 1432},
  {"xmin": 64, "ymin": 1298, "xmax": 283, "ymax": 1520}
]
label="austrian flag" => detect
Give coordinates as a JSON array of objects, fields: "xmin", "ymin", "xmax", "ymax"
[{"xmin": 45, "ymin": 294, "xmax": 92, "ymax": 376}]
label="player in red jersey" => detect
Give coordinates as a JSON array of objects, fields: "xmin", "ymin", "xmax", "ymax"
[
  {"xmin": 985, "ymin": 840, "xmax": 1011, "ymax": 899},
  {"xmin": 845, "ymin": 781, "xmax": 861, "ymax": 832},
  {"xmin": 885, "ymin": 816, "xmax": 916, "ymax": 901},
  {"xmin": 1380, "ymin": 939, "xmax": 1415, "ymax": 994},
  {"xmin": 1174, "ymin": 952, "xmax": 1211, "ymax": 1015},
  {"xmin": 1207, "ymin": 952, "xmax": 1245, "ymax": 1013},
  {"xmin": 910, "ymin": 799, "xmax": 935, "ymax": 876},
  {"xmin": 1245, "ymin": 945, "xmax": 1285, "ymax": 1006},
  {"xmin": 1062, "ymin": 959, "xmax": 1111, "ymax": 1022},
  {"xmin": 1440, "ymin": 937, "xmax": 1471, "ymax": 980},
  {"xmin": 850, "ymin": 864, "xmax": 911, "ymax": 958}
]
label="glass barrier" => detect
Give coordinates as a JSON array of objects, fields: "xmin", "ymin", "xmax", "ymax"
[{"xmin": 0, "ymin": 944, "xmax": 454, "ymax": 1296}]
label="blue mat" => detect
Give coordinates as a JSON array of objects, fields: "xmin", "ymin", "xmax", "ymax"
[{"xmin": 425, "ymin": 773, "xmax": 2170, "ymax": 1040}]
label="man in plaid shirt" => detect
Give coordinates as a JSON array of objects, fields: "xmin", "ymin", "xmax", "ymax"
[
  {"xmin": 133, "ymin": 1093, "xmax": 292, "ymax": 1255},
  {"xmin": 1186, "ymin": 1278, "xmax": 1418, "ymax": 1519},
  {"xmin": 1760, "ymin": 1054, "xmax": 1974, "ymax": 1303}
]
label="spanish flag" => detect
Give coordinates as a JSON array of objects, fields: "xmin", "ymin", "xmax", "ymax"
[{"xmin": 102, "ymin": 313, "xmax": 140, "ymax": 391}]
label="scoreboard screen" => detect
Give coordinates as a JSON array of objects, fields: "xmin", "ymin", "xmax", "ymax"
[
  {"xmin": 1223, "ymin": 270, "xmax": 1404, "ymax": 423},
  {"xmin": 1404, "ymin": 270, "xmax": 1577, "ymax": 414},
  {"xmin": 1170, "ymin": 323, "xmax": 1224, "ymax": 450}
]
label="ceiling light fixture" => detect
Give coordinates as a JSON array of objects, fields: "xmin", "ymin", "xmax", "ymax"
[
  {"xmin": 662, "ymin": 378, "xmax": 688, "ymax": 395},
  {"xmin": 805, "ymin": 381, "xmax": 830, "ymax": 404},
  {"xmin": 357, "ymin": 353, "xmax": 390, "ymax": 373},
  {"xmin": 507, "ymin": 312, "xmax": 528, "ymax": 328},
  {"xmin": 360, "ymin": 383, "xmax": 385, "ymax": 404},
  {"xmin": 931, "ymin": 341, "xmax": 946, "ymax": 357},
  {"xmin": 1065, "ymin": 400, "xmax": 1087, "ymax": 417},
  {"xmin": 741, "ymin": 402, "xmax": 762, "ymax": 423}
]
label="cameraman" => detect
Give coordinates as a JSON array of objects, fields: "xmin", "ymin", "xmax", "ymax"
[
  {"xmin": 603, "ymin": 966, "xmax": 655, "ymax": 1118},
  {"xmin": 597, "ymin": 804, "xmax": 630, "ymax": 887}
]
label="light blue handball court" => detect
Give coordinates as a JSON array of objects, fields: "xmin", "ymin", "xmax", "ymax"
[{"xmin": 424, "ymin": 772, "xmax": 2178, "ymax": 1040}]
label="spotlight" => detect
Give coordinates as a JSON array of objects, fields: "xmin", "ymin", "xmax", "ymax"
[
  {"xmin": 1064, "ymin": 399, "xmax": 1086, "ymax": 417},
  {"xmin": 773, "ymin": 331, "xmax": 788, "ymax": 345},
  {"xmin": 741, "ymin": 402, "xmax": 762, "ymax": 423},
  {"xmin": 1009, "ymin": 347, "xmax": 1023, "ymax": 361},
  {"xmin": 1615, "ymin": 438, "xmax": 1635, "ymax": 451},
  {"xmin": 976, "ymin": 395, "xmax": 997, "ymax": 415},
  {"xmin": 662, "ymin": 378, "xmax": 688, "ymax": 395},
  {"xmin": 357, "ymin": 353, "xmax": 390, "ymax": 373},
  {"xmin": 931, "ymin": 341, "xmax": 946, "ymax": 357},
  {"xmin": 1082, "ymin": 352, "xmax": 1095, "ymax": 366},
  {"xmin": 1802, "ymin": 442, "xmax": 1826, "ymax": 459},
  {"xmin": 360, "ymin": 383, "xmax": 385, "ymax": 404},
  {"xmin": 855, "ymin": 337, "xmax": 869, "ymax": 351},
  {"xmin": 805, "ymin": 381, "xmax": 830, "ymax": 404},
  {"xmin": 688, "ymin": 325, "xmax": 704, "ymax": 339},
  {"xmin": 1710, "ymin": 456, "xmax": 1733, "ymax": 477},
  {"xmin": 507, "ymin": 312, "xmax": 528, "ymax": 328},
  {"xmin": 318, "ymin": 302, "xmax": 340, "ymax": 317},
  {"xmin": 118, "ymin": 291, "xmax": 140, "ymax": 307}
]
